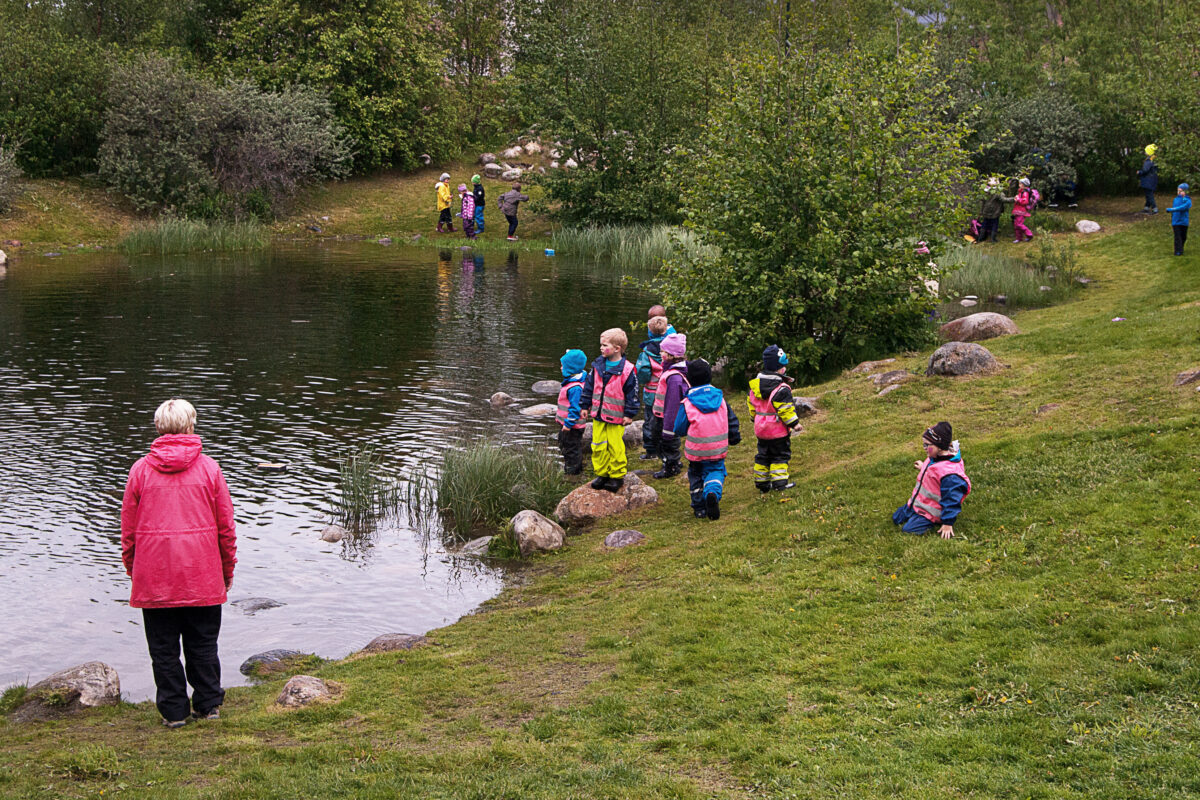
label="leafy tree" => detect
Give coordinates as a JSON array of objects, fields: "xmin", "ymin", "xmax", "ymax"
[
  {"xmin": 658, "ymin": 44, "xmax": 974, "ymax": 379},
  {"xmin": 1141, "ymin": 5, "xmax": 1200, "ymax": 181},
  {"xmin": 0, "ymin": 135, "xmax": 22, "ymax": 211},
  {"xmin": 435, "ymin": 0, "xmax": 514, "ymax": 144},
  {"xmin": 973, "ymin": 91, "xmax": 1097, "ymax": 197}
]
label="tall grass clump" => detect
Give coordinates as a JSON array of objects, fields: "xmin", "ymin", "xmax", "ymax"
[
  {"xmin": 413, "ymin": 440, "xmax": 568, "ymax": 539},
  {"xmin": 939, "ymin": 241, "xmax": 1077, "ymax": 307},
  {"xmin": 0, "ymin": 135, "xmax": 22, "ymax": 212},
  {"xmin": 552, "ymin": 224, "xmax": 715, "ymax": 270},
  {"xmin": 331, "ymin": 445, "xmax": 402, "ymax": 529},
  {"xmin": 118, "ymin": 218, "xmax": 269, "ymax": 255}
]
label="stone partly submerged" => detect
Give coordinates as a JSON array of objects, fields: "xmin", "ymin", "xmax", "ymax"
[
  {"xmin": 939, "ymin": 312, "xmax": 1020, "ymax": 343},
  {"xmin": 231, "ymin": 597, "xmax": 286, "ymax": 615},
  {"xmin": 275, "ymin": 675, "xmax": 340, "ymax": 708},
  {"xmin": 239, "ymin": 649, "xmax": 308, "ymax": 676},
  {"xmin": 519, "ymin": 403, "xmax": 558, "ymax": 417},
  {"xmin": 510, "ymin": 510, "xmax": 566, "ymax": 555},
  {"xmin": 12, "ymin": 662, "xmax": 121, "ymax": 722},
  {"xmin": 320, "ymin": 524, "xmax": 347, "ymax": 543},
  {"xmin": 531, "ymin": 380, "xmax": 561, "ymax": 395},
  {"xmin": 926, "ymin": 342, "xmax": 1001, "ymax": 377},
  {"xmin": 359, "ymin": 633, "xmax": 430, "ymax": 654},
  {"xmin": 490, "ymin": 391, "xmax": 517, "ymax": 409},
  {"xmin": 457, "ymin": 536, "xmax": 493, "ymax": 556},
  {"xmin": 554, "ymin": 473, "xmax": 660, "ymax": 529}
]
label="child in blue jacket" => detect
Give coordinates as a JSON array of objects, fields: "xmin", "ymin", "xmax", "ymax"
[
  {"xmin": 1168, "ymin": 183, "xmax": 1191, "ymax": 256},
  {"xmin": 673, "ymin": 358, "xmax": 741, "ymax": 520},
  {"xmin": 555, "ymin": 349, "xmax": 588, "ymax": 475}
]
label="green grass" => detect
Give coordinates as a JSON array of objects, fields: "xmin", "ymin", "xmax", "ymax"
[
  {"xmin": 118, "ymin": 218, "xmax": 269, "ymax": 255},
  {"xmin": 3, "ymin": 211, "xmax": 1200, "ymax": 798},
  {"xmin": 550, "ymin": 224, "xmax": 716, "ymax": 270},
  {"xmin": 940, "ymin": 241, "xmax": 1079, "ymax": 307}
]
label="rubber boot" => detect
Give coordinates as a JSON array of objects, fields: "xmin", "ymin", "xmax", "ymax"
[
  {"xmin": 604, "ymin": 477, "xmax": 624, "ymax": 493},
  {"xmin": 653, "ymin": 461, "xmax": 681, "ymax": 480},
  {"xmin": 705, "ymin": 492, "xmax": 720, "ymax": 521},
  {"xmin": 590, "ymin": 476, "xmax": 608, "ymax": 490}
]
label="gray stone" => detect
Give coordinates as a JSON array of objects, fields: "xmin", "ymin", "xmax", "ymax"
[
  {"xmin": 519, "ymin": 403, "xmax": 557, "ymax": 417},
  {"xmin": 555, "ymin": 473, "xmax": 660, "ymax": 529},
  {"xmin": 581, "ymin": 418, "xmax": 643, "ymax": 444},
  {"xmin": 231, "ymin": 597, "xmax": 286, "ymax": 615},
  {"xmin": 872, "ymin": 369, "xmax": 912, "ymax": 388},
  {"xmin": 458, "ymin": 536, "xmax": 493, "ymax": 556},
  {"xmin": 876, "ymin": 384, "xmax": 902, "ymax": 397},
  {"xmin": 794, "ymin": 397, "xmax": 819, "ymax": 416},
  {"xmin": 604, "ymin": 529, "xmax": 646, "ymax": 548},
  {"xmin": 0, "ymin": 249, "xmax": 6, "ymax": 265},
  {"xmin": 990, "ymin": 294, "xmax": 1008, "ymax": 305},
  {"xmin": 479, "ymin": 152, "xmax": 497, "ymax": 165},
  {"xmin": 502, "ymin": 146, "xmax": 525, "ymax": 160},
  {"xmin": 564, "ymin": 158, "xmax": 578, "ymax": 169},
  {"xmin": 483, "ymin": 162, "xmax": 504, "ymax": 178},
  {"xmin": 523, "ymin": 141, "xmax": 543, "ymax": 155},
  {"xmin": 239, "ymin": 649, "xmax": 306, "ymax": 676},
  {"xmin": 275, "ymin": 675, "xmax": 337, "ymax": 708},
  {"xmin": 926, "ymin": 342, "xmax": 1000, "ymax": 377},
  {"xmin": 939, "ymin": 312, "xmax": 1020, "ymax": 343},
  {"xmin": 511, "ymin": 510, "xmax": 566, "ymax": 555},
  {"xmin": 1035, "ymin": 403, "xmax": 1062, "ymax": 415},
  {"xmin": 531, "ymin": 380, "xmax": 561, "ymax": 395},
  {"xmin": 1174, "ymin": 368, "xmax": 1200, "ymax": 387},
  {"xmin": 12, "ymin": 662, "xmax": 120, "ymax": 721},
  {"xmin": 501, "ymin": 168, "xmax": 522, "ymax": 181},
  {"xmin": 490, "ymin": 391, "xmax": 517, "ymax": 409},
  {"xmin": 849, "ymin": 358, "xmax": 896, "ymax": 375},
  {"xmin": 959, "ymin": 298, "xmax": 978, "ymax": 308},
  {"xmin": 1076, "ymin": 276, "xmax": 1094, "ymax": 286},
  {"xmin": 377, "ymin": 237, "xmax": 392, "ymax": 245},
  {"xmin": 360, "ymin": 633, "xmax": 429, "ymax": 654},
  {"xmin": 1039, "ymin": 285, "xmax": 1053, "ymax": 292},
  {"xmin": 320, "ymin": 524, "xmax": 347, "ymax": 543},
  {"xmin": 1075, "ymin": 219, "xmax": 1101, "ymax": 234}
]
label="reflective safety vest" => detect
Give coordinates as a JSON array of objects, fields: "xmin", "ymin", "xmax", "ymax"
[
  {"xmin": 749, "ymin": 383, "xmax": 789, "ymax": 439},
  {"xmin": 645, "ymin": 356, "xmax": 664, "ymax": 397},
  {"xmin": 591, "ymin": 360, "xmax": 635, "ymax": 424},
  {"xmin": 653, "ymin": 364, "xmax": 689, "ymax": 418},
  {"xmin": 908, "ymin": 457, "xmax": 972, "ymax": 524},
  {"xmin": 556, "ymin": 377, "xmax": 586, "ymax": 430},
  {"xmin": 682, "ymin": 395, "xmax": 730, "ymax": 461}
]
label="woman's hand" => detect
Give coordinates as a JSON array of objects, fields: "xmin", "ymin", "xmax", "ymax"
[{"xmin": 939, "ymin": 525, "xmax": 954, "ymax": 539}]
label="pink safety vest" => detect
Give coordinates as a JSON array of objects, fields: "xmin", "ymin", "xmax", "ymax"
[
  {"xmin": 908, "ymin": 457, "xmax": 972, "ymax": 524},
  {"xmin": 749, "ymin": 383, "xmax": 788, "ymax": 439},
  {"xmin": 682, "ymin": 396, "xmax": 729, "ymax": 462},
  {"xmin": 646, "ymin": 356, "xmax": 664, "ymax": 396},
  {"xmin": 653, "ymin": 364, "xmax": 689, "ymax": 418},
  {"xmin": 591, "ymin": 360, "xmax": 635, "ymax": 424},
  {"xmin": 556, "ymin": 377, "xmax": 586, "ymax": 430}
]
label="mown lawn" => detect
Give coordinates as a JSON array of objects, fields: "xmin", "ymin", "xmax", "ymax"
[{"xmin": 2, "ymin": 210, "xmax": 1198, "ymax": 799}]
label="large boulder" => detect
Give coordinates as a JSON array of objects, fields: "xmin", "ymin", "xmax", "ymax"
[
  {"xmin": 275, "ymin": 675, "xmax": 339, "ymax": 708},
  {"xmin": 555, "ymin": 473, "xmax": 660, "ymax": 528},
  {"xmin": 511, "ymin": 510, "xmax": 566, "ymax": 555},
  {"xmin": 360, "ymin": 633, "xmax": 429, "ymax": 654},
  {"xmin": 239, "ymin": 649, "xmax": 308, "ymax": 676},
  {"xmin": 483, "ymin": 162, "xmax": 504, "ymax": 179},
  {"xmin": 926, "ymin": 342, "xmax": 1000, "ymax": 377},
  {"xmin": 12, "ymin": 662, "xmax": 120, "ymax": 721},
  {"xmin": 531, "ymin": 380, "xmax": 561, "ymax": 395},
  {"xmin": 939, "ymin": 312, "xmax": 1020, "ymax": 343},
  {"xmin": 519, "ymin": 403, "xmax": 557, "ymax": 417},
  {"xmin": 1075, "ymin": 219, "xmax": 1101, "ymax": 234}
]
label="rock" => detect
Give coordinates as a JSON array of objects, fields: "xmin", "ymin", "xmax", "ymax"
[
  {"xmin": 490, "ymin": 391, "xmax": 517, "ymax": 408},
  {"xmin": 0, "ymin": 249, "xmax": 6, "ymax": 265},
  {"xmin": 926, "ymin": 342, "xmax": 1000, "ymax": 377},
  {"xmin": 939, "ymin": 312, "xmax": 1020, "ymax": 343},
  {"xmin": 502, "ymin": 146, "xmax": 524, "ymax": 159},
  {"xmin": 538, "ymin": 166, "xmax": 546, "ymax": 175},
  {"xmin": 377, "ymin": 237, "xmax": 392, "ymax": 245},
  {"xmin": 458, "ymin": 536, "xmax": 493, "ymax": 556},
  {"xmin": 275, "ymin": 675, "xmax": 337, "ymax": 708},
  {"xmin": 604, "ymin": 529, "xmax": 646, "ymax": 548},
  {"xmin": 554, "ymin": 473, "xmax": 660, "ymax": 529},
  {"xmin": 990, "ymin": 294, "xmax": 1007, "ymax": 305},
  {"xmin": 1075, "ymin": 219, "xmax": 1101, "ymax": 234},
  {"xmin": 501, "ymin": 168, "xmax": 522, "ymax": 181},
  {"xmin": 531, "ymin": 380, "xmax": 561, "ymax": 395},
  {"xmin": 231, "ymin": 597, "xmax": 286, "ymax": 615},
  {"xmin": 872, "ymin": 369, "xmax": 912, "ymax": 388},
  {"xmin": 1039, "ymin": 285, "xmax": 1053, "ymax": 292},
  {"xmin": 850, "ymin": 358, "xmax": 896, "ymax": 375},
  {"xmin": 550, "ymin": 148, "xmax": 562, "ymax": 159},
  {"xmin": 43, "ymin": 252, "xmax": 61, "ymax": 258},
  {"xmin": 581, "ymin": 419, "xmax": 643, "ymax": 444},
  {"xmin": 483, "ymin": 162, "xmax": 504, "ymax": 178},
  {"xmin": 360, "ymin": 633, "xmax": 429, "ymax": 654},
  {"xmin": 794, "ymin": 397, "xmax": 818, "ymax": 416},
  {"xmin": 876, "ymin": 384, "xmax": 903, "ymax": 398},
  {"xmin": 564, "ymin": 158, "xmax": 578, "ymax": 169},
  {"xmin": 2, "ymin": 239, "xmax": 20, "ymax": 247},
  {"xmin": 519, "ymin": 403, "xmax": 557, "ymax": 417},
  {"xmin": 1035, "ymin": 403, "xmax": 1061, "ymax": 415},
  {"xmin": 1173, "ymin": 368, "xmax": 1200, "ymax": 387},
  {"xmin": 479, "ymin": 152, "xmax": 497, "ymax": 165},
  {"xmin": 12, "ymin": 662, "xmax": 120, "ymax": 721},
  {"xmin": 523, "ymin": 141, "xmax": 543, "ymax": 155},
  {"xmin": 511, "ymin": 510, "xmax": 566, "ymax": 555},
  {"xmin": 550, "ymin": 161, "xmax": 559, "ymax": 169},
  {"xmin": 320, "ymin": 524, "xmax": 347, "ymax": 543},
  {"xmin": 239, "ymin": 649, "xmax": 307, "ymax": 676},
  {"xmin": 418, "ymin": 153, "xmax": 431, "ymax": 165},
  {"xmin": 959, "ymin": 298, "xmax": 978, "ymax": 308},
  {"xmin": 1076, "ymin": 276, "xmax": 1094, "ymax": 286}
]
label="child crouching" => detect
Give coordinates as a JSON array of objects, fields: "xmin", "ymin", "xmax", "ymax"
[
  {"xmin": 555, "ymin": 349, "xmax": 588, "ymax": 475},
  {"xmin": 580, "ymin": 328, "xmax": 639, "ymax": 492},
  {"xmin": 673, "ymin": 358, "xmax": 741, "ymax": 520},
  {"xmin": 892, "ymin": 421, "xmax": 971, "ymax": 539}
]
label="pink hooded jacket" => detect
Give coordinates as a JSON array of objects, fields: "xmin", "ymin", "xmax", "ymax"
[{"xmin": 121, "ymin": 434, "xmax": 237, "ymax": 609}]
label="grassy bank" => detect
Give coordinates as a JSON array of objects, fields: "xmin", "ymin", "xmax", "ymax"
[{"xmin": 3, "ymin": 212, "xmax": 1200, "ymax": 799}]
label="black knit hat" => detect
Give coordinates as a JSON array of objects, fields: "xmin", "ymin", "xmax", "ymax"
[
  {"xmin": 686, "ymin": 358, "xmax": 712, "ymax": 387},
  {"xmin": 923, "ymin": 421, "xmax": 953, "ymax": 450}
]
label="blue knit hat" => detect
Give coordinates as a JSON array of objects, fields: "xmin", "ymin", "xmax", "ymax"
[
  {"xmin": 560, "ymin": 348, "xmax": 587, "ymax": 377},
  {"xmin": 762, "ymin": 344, "xmax": 789, "ymax": 372},
  {"xmin": 1180, "ymin": 183, "xmax": 1190, "ymax": 191}
]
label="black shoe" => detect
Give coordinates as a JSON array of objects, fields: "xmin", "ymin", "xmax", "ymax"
[
  {"xmin": 705, "ymin": 492, "xmax": 720, "ymax": 521},
  {"xmin": 652, "ymin": 465, "xmax": 680, "ymax": 480},
  {"xmin": 639, "ymin": 451, "xmax": 659, "ymax": 460},
  {"xmin": 590, "ymin": 476, "xmax": 608, "ymax": 490},
  {"xmin": 772, "ymin": 481, "xmax": 795, "ymax": 491},
  {"xmin": 604, "ymin": 477, "xmax": 624, "ymax": 493},
  {"xmin": 756, "ymin": 483, "xmax": 772, "ymax": 494},
  {"xmin": 565, "ymin": 468, "xmax": 582, "ymax": 476},
  {"xmin": 693, "ymin": 507, "xmax": 707, "ymax": 518},
  {"xmin": 192, "ymin": 706, "xmax": 220, "ymax": 721}
]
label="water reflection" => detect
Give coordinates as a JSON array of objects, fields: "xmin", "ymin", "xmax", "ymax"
[{"xmin": 0, "ymin": 243, "xmax": 652, "ymax": 699}]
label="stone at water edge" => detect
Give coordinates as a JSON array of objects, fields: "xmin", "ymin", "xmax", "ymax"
[
  {"xmin": 581, "ymin": 418, "xmax": 644, "ymax": 444},
  {"xmin": 849, "ymin": 358, "xmax": 896, "ymax": 375},
  {"xmin": 490, "ymin": 391, "xmax": 517, "ymax": 409},
  {"xmin": 511, "ymin": 510, "xmax": 566, "ymax": 555},
  {"xmin": 605, "ymin": 529, "xmax": 646, "ymax": 548},
  {"xmin": 519, "ymin": 403, "xmax": 557, "ymax": 417},
  {"xmin": 1075, "ymin": 219, "xmax": 1101, "ymax": 234},
  {"xmin": 360, "ymin": 633, "xmax": 429, "ymax": 654},
  {"xmin": 1173, "ymin": 368, "xmax": 1200, "ymax": 387},
  {"xmin": 939, "ymin": 312, "xmax": 1020, "ymax": 343},
  {"xmin": 12, "ymin": 662, "xmax": 120, "ymax": 721},
  {"xmin": 872, "ymin": 369, "xmax": 912, "ymax": 388},
  {"xmin": 320, "ymin": 524, "xmax": 347, "ymax": 543},
  {"xmin": 926, "ymin": 342, "xmax": 1000, "ymax": 377},
  {"xmin": 458, "ymin": 536, "xmax": 493, "ymax": 556},
  {"xmin": 959, "ymin": 298, "xmax": 978, "ymax": 308},
  {"xmin": 239, "ymin": 649, "xmax": 307, "ymax": 676},
  {"xmin": 554, "ymin": 473, "xmax": 660, "ymax": 529},
  {"xmin": 531, "ymin": 380, "xmax": 561, "ymax": 395},
  {"xmin": 276, "ymin": 675, "xmax": 338, "ymax": 708},
  {"xmin": 231, "ymin": 597, "xmax": 286, "ymax": 615}
]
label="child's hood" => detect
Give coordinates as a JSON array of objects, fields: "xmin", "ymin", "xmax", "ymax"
[{"xmin": 685, "ymin": 384, "xmax": 725, "ymax": 412}]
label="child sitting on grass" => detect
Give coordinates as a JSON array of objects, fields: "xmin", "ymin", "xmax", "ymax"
[
  {"xmin": 579, "ymin": 328, "xmax": 639, "ymax": 492},
  {"xmin": 892, "ymin": 422, "xmax": 971, "ymax": 539},
  {"xmin": 555, "ymin": 349, "xmax": 588, "ymax": 476},
  {"xmin": 672, "ymin": 358, "xmax": 740, "ymax": 520}
]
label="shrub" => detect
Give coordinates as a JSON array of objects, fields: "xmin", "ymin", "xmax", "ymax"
[
  {"xmin": 99, "ymin": 55, "xmax": 350, "ymax": 217},
  {"xmin": 0, "ymin": 136, "xmax": 22, "ymax": 212}
]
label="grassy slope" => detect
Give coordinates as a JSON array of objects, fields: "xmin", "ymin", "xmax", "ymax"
[{"xmin": 2, "ymin": 211, "xmax": 1199, "ymax": 799}]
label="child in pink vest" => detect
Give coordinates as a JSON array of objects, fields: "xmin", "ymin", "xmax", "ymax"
[
  {"xmin": 652, "ymin": 332, "xmax": 689, "ymax": 479},
  {"xmin": 672, "ymin": 359, "xmax": 741, "ymax": 520},
  {"xmin": 579, "ymin": 328, "xmax": 639, "ymax": 492},
  {"xmin": 555, "ymin": 349, "xmax": 588, "ymax": 475},
  {"xmin": 892, "ymin": 421, "xmax": 971, "ymax": 539}
]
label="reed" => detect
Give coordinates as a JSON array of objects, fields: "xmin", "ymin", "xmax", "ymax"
[
  {"xmin": 118, "ymin": 218, "xmax": 269, "ymax": 255},
  {"xmin": 331, "ymin": 445, "xmax": 402, "ymax": 529},
  {"xmin": 551, "ymin": 224, "xmax": 715, "ymax": 270},
  {"xmin": 939, "ymin": 242, "xmax": 1077, "ymax": 307}
]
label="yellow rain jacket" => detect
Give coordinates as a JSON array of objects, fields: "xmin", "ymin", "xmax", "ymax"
[{"xmin": 436, "ymin": 181, "xmax": 452, "ymax": 211}]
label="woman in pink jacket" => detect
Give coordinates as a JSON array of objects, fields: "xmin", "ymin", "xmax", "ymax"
[{"xmin": 121, "ymin": 398, "xmax": 237, "ymax": 728}]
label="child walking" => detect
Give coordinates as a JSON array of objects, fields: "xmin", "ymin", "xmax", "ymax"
[
  {"xmin": 435, "ymin": 173, "xmax": 454, "ymax": 233},
  {"xmin": 555, "ymin": 349, "xmax": 588, "ymax": 475},
  {"xmin": 673, "ymin": 358, "xmax": 741, "ymax": 520},
  {"xmin": 979, "ymin": 178, "xmax": 1004, "ymax": 243},
  {"xmin": 747, "ymin": 345, "xmax": 802, "ymax": 492},
  {"xmin": 652, "ymin": 333, "xmax": 689, "ymax": 479},
  {"xmin": 1010, "ymin": 178, "xmax": 1035, "ymax": 243},
  {"xmin": 635, "ymin": 315, "xmax": 671, "ymax": 460},
  {"xmin": 471, "ymin": 175, "xmax": 485, "ymax": 233},
  {"xmin": 458, "ymin": 185, "xmax": 477, "ymax": 239},
  {"xmin": 579, "ymin": 328, "xmax": 639, "ymax": 492},
  {"xmin": 1168, "ymin": 183, "xmax": 1191, "ymax": 256},
  {"xmin": 891, "ymin": 421, "xmax": 971, "ymax": 539}
]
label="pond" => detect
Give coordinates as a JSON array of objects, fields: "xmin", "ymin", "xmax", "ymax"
[{"xmin": 0, "ymin": 243, "xmax": 655, "ymax": 700}]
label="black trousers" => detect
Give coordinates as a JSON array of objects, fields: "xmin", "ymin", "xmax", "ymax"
[
  {"xmin": 980, "ymin": 217, "xmax": 999, "ymax": 242},
  {"xmin": 660, "ymin": 429, "xmax": 681, "ymax": 467},
  {"xmin": 558, "ymin": 427, "xmax": 584, "ymax": 474},
  {"xmin": 143, "ymin": 605, "xmax": 224, "ymax": 721},
  {"xmin": 439, "ymin": 208, "xmax": 452, "ymax": 225},
  {"xmin": 1175, "ymin": 224, "xmax": 1188, "ymax": 255},
  {"xmin": 505, "ymin": 214, "xmax": 519, "ymax": 236},
  {"xmin": 643, "ymin": 404, "xmax": 660, "ymax": 455},
  {"xmin": 1145, "ymin": 188, "xmax": 1157, "ymax": 210}
]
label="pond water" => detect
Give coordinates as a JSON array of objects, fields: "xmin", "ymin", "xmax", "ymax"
[{"xmin": 0, "ymin": 243, "xmax": 654, "ymax": 700}]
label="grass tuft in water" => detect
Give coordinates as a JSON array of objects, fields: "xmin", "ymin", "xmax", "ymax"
[
  {"xmin": 332, "ymin": 445, "xmax": 402, "ymax": 530},
  {"xmin": 551, "ymin": 224, "xmax": 715, "ymax": 270},
  {"xmin": 118, "ymin": 218, "xmax": 268, "ymax": 255},
  {"xmin": 940, "ymin": 241, "xmax": 1079, "ymax": 308}
]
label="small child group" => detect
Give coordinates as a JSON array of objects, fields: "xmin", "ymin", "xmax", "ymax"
[
  {"xmin": 1139, "ymin": 144, "xmax": 1191, "ymax": 256},
  {"xmin": 435, "ymin": 173, "xmax": 485, "ymax": 238},
  {"xmin": 974, "ymin": 177, "xmax": 1041, "ymax": 244},
  {"xmin": 551, "ymin": 305, "xmax": 972, "ymax": 534}
]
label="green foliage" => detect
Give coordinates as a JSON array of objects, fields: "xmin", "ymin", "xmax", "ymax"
[
  {"xmin": 437, "ymin": 0, "xmax": 515, "ymax": 144},
  {"xmin": 0, "ymin": 136, "xmax": 21, "ymax": 212},
  {"xmin": 217, "ymin": 0, "xmax": 450, "ymax": 173},
  {"xmin": 1027, "ymin": 228, "xmax": 1079, "ymax": 275},
  {"xmin": 332, "ymin": 445, "xmax": 403, "ymax": 530},
  {"xmin": 99, "ymin": 54, "xmax": 350, "ymax": 217},
  {"xmin": 0, "ymin": 6, "xmax": 108, "ymax": 176},
  {"xmin": 1142, "ymin": 7, "xmax": 1200, "ymax": 180},
  {"xmin": 659, "ymin": 44, "xmax": 974, "ymax": 378},
  {"xmin": 55, "ymin": 744, "xmax": 122, "ymax": 780},
  {"xmin": 974, "ymin": 91, "xmax": 1098, "ymax": 197},
  {"xmin": 0, "ymin": 683, "xmax": 28, "ymax": 715},
  {"xmin": 118, "ymin": 218, "xmax": 268, "ymax": 255}
]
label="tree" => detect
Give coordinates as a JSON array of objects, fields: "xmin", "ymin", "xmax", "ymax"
[
  {"xmin": 658, "ymin": 43, "xmax": 974, "ymax": 379},
  {"xmin": 435, "ymin": 0, "xmax": 514, "ymax": 144},
  {"xmin": 1142, "ymin": 5, "xmax": 1200, "ymax": 181}
]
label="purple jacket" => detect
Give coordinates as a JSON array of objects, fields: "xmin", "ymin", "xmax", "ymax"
[{"xmin": 658, "ymin": 363, "xmax": 690, "ymax": 439}]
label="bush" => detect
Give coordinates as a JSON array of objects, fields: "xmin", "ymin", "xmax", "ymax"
[
  {"xmin": 99, "ymin": 55, "xmax": 350, "ymax": 217},
  {"xmin": 0, "ymin": 137, "xmax": 22, "ymax": 212}
]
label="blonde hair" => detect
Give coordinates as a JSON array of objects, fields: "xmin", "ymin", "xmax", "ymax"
[
  {"xmin": 154, "ymin": 398, "xmax": 196, "ymax": 435},
  {"xmin": 647, "ymin": 315, "xmax": 668, "ymax": 335},
  {"xmin": 601, "ymin": 328, "xmax": 628, "ymax": 354}
]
